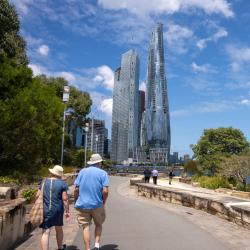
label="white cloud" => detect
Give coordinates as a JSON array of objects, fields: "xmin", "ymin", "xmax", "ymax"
[
  {"xmin": 230, "ymin": 62, "xmax": 241, "ymax": 72},
  {"xmin": 191, "ymin": 62, "xmax": 210, "ymax": 73},
  {"xmin": 98, "ymin": 0, "xmax": 234, "ymax": 17},
  {"xmin": 100, "ymin": 98, "xmax": 113, "ymax": 116},
  {"xmin": 10, "ymin": 0, "xmax": 33, "ymax": 14},
  {"xmin": 93, "ymin": 66, "xmax": 114, "ymax": 90},
  {"xmin": 226, "ymin": 45, "xmax": 250, "ymax": 62},
  {"xmin": 28, "ymin": 63, "xmax": 114, "ymax": 91},
  {"xmin": 37, "ymin": 45, "xmax": 50, "ymax": 56},
  {"xmin": 197, "ymin": 27, "xmax": 228, "ymax": 49},
  {"xmin": 29, "ymin": 64, "xmax": 48, "ymax": 76},
  {"xmin": 139, "ymin": 81, "xmax": 146, "ymax": 92},
  {"xmin": 166, "ymin": 24, "xmax": 193, "ymax": 54},
  {"xmin": 240, "ymin": 99, "xmax": 250, "ymax": 106},
  {"xmin": 59, "ymin": 72, "xmax": 76, "ymax": 82}
]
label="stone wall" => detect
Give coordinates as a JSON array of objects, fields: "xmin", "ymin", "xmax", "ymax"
[
  {"xmin": 0, "ymin": 199, "xmax": 27, "ymax": 250},
  {"xmin": 136, "ymin": 183, "xmax": 250, "ymax": 229},
  {"xmin": 0, "ymin": 173, "xmax": 77, "ymax": 250}
]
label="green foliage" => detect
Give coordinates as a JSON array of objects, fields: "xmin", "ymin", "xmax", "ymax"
[
  {"xmin": 0, "ymin": 176, "xmax": 20, "ymax": 185},
  {"xmin": 0, "ymin": 55, "xmax": 32, "ymax": 100},
  {"xmin": 36, "ymin": 75, "xmax": 92, "ymax": 120},
  {"xmin": 183, "ymin": 160, "xmax": 200, "ymax": 174},
  {"xmin": 0, "ymin": 79, "xmax": 64, "ymax": 175},
  {"xmin": 102, "ymin": 159, "xmax": 113, "ymax": 170},
  {"xmin": 192, "ymin": 175, "xmax": 231, "ymax": 190},
  {"xmin": 21, "ymin": 188, "xmax": 37, "ymax": 203},
  {"xmin": 218, "ymin": 151, "xmax": 250, "ymax": 184},
  {"xmin": 191, "ymin": 127, "xmax": 250, "ymax": 175},
  {"xmin": 0, "ymin": 0, "xmax": 28, "ymax": 64},
  {"xmin": 0, "ymin": 1, "xmax": 93, "ymax": 181}
]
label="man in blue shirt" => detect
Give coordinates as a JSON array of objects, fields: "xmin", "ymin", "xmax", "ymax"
[{"xmin": 74, "ymin": 154, "xmax": 109, "ymax": 250}]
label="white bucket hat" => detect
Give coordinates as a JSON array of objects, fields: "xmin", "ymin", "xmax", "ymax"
[
  {"xmin": 87, "ymin": 154, "xmax": 103, "ymax": 165},
  {"xmin": 49, "ymin": 165, "xmax": 64, "ymax": 177}
]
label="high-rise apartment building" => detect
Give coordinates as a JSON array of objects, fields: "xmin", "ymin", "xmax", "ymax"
[
  {"xmin": 146, "ymin": 23, "xmax": 171, "ymax": 163},
  {"xmin": 111, "ymin": 50, "xmax": 140, "ymax": 163},
  {"xmin": 86, "ymin": 119, "xmax": 106, "ymax": 157}
]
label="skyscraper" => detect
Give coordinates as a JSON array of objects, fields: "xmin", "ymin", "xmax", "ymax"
[
  {"xmin": 111, "ymin": 50, "xmax": 140, "ymax": 163},
  {"xmin": 137, "ymin": 90, "xmax": 145, "ymax": 139},
  {"xmin": 146, "ymin": 23, "xmax": 171, "ymax": 163}
]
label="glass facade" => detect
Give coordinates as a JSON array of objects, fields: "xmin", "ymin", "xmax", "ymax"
[
  {"xmin": 146, "ymin": 23, "xmax": 171, "ymax": 163},
  {"xmin": 111, "ymin": 50, "xmax": 140, "ymax": 163}
]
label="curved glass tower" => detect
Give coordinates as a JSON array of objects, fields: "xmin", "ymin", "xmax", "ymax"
[{"xmin": 146, "ymin": 23, "xmax": 171, "ymax": 163}]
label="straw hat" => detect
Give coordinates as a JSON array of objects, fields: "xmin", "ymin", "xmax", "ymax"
[
  {"xmin": 49, "ymin": 165, "xmax": 64, "ymax": 177},
  {"xmin": 87, "ymin": 154, "xmax": 103, "ymax": 165}
]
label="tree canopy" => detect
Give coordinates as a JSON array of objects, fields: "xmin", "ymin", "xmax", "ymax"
[
  {"xmin": 35, "ymin": 75, "xmax": 92, "ymax": 120},
  {"xmin": 219, "ymin": 151, "xmax": 250, "ymax": 184},
  {"xmin": 191, "ymin": 127, "xmax": 250, "ymax": 174},
  {"xmin": 0, "ymin": 1, "xmax": 92, "ymax": 179},
  {"xmin": 0, "ymin": 0, "xmax": 28, "ymax": 64}
]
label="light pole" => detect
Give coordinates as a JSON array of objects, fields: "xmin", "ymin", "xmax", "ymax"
[
  {"xmin": 61, "ymin": 86, "xmax": 70, "ymax": 167},
  {"xmin": 84, "ymin": 123, "xmax": 89, "ymax": 167},
  {"xmin": 95, "ymin": 134, "xmax": 98, "ymax": 153}
]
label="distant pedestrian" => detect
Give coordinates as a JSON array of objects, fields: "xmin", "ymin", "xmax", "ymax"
[
  {"xmin": 143, "ymin": 168, "xmax": 151, "ymax": 183},
  {"xmin": 74, "ymin": 154, "xmax": 109, "ymax": 250},
  {"xmin": 40, "ymin": 165, "xmax": 69, "ymax": 250},
  {"xmin": 152, "ymin": 168, "xmax": 159, "ymax": 185},
  {"xmin": 169, "ymin": 170, "xmax": 175, "ymax": 185}
]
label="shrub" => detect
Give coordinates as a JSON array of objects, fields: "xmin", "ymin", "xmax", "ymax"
[
  {"xmin": 0, "ymin": 176, "xmax": 20, "ymax": 185},
  {"xmin": 21, "ymin": 188, "xmax": 37, "ymax": 203},
  {"xmin": 192, "ymin": 176, "xmax": 231, "ymax": 190}
]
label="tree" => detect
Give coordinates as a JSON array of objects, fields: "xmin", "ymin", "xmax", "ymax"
[
  {"xmin": 219, "ymin": 151, "xmax": 250, "ymax": 185},
  {"xmin": 184, "ymin": 160, "xmax": 200, "ymax": 175},
  {"xmin": 191, "ymin": 127, "xmax": 250, "ymax": 175},
  {"xmin": 0, "ymin": 0, "xmax": 28, "ymax": 64},
  {"xmin": 35, "ymin": 75, "xmax": 92, "ymax": 120},
  {"xmin": 0, "ymin": 55, "xmax": 32, "ymax": 100},
  {"xmin": 0, "ymin": 79, "xmax": 64, "ymax": 175}
]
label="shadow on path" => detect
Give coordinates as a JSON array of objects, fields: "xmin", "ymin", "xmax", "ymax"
[
  {"xmin": 66, "ymin": 245, "xmax": 80, "ymax": 250},
  {"xmin": 101, "ymin": 244, "xmax": 119, "ymax": 250}
]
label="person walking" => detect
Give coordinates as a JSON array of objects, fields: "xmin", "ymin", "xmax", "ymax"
[
  {"xmin": 40, "ymin": 165, "xmax": 69, "ymax": 250},
  {"xmin": 152, "ymin": 168, "xmax": 159, "ymax": 185},
  {"xmin": 143, "ymin": 168, "xmax": 151, "ymax": 183},
  {"xmin": 169, "ymin": 170, "xmax": 175, "ymax": 185},
  {"xmin": 74, "ymin": 154, "xmax": 109, "ymax": 250}
]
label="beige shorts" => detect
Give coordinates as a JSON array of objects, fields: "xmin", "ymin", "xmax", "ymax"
[{"xmin": 76, "ymin": 206, "xmax": 106, "ymax": 228}]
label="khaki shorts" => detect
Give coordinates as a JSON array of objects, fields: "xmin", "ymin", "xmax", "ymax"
[{"xmin": 76, "ymin": 206, "xmax": 106, "ymax": 228}]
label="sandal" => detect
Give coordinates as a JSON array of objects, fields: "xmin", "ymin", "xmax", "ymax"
[{"xmin": 58, "ymin": 244, "xmax": 66, "ymax": 250}]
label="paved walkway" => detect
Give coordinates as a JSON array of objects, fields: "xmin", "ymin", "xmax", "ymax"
[
  {"xmin": 13, "ymin": 176, "xmax": 250, "ymax": 250},
  {"xmin": 14, "ymin": 186, "xmax": 79, "ymax": 250},
  {"xmin": 71, "ymin": 177, "xmax": 230, "ymax": 250}
]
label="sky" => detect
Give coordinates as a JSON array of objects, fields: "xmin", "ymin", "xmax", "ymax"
[{"xmin": 11, "ymin": 0, "xmax": 250, "ymax": 156}]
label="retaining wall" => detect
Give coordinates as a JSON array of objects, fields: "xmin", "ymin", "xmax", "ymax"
[
  {"xmin": 0, "ymin": 199, "xmax": 28, "ymax": 250},
  {"xmin": 135, "ymin": 182, "xmax": 250, "ymax": 229}
]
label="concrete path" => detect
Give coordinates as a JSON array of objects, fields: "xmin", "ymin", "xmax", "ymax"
[
  {"xmin": 14, "ymin": 176, "xmax": 250, "ymax": 250},
  {"xmin": 72, "ymin": 176, "xmax": 229, "ymax": 250}
]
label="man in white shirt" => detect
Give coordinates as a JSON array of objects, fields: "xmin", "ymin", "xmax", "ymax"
[{"xmin": 152, "ymin": 168, "xmax": 159, "ymax": 185}]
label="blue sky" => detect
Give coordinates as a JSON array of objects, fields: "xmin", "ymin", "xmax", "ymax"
[{"xmin": 12, "ymin": 0, "xmax": 250, "ymax": 156}]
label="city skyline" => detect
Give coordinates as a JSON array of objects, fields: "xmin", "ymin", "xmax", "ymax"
[{"xmin": 12, "ymin": 0, "xmax": 250, "ymax": 156}]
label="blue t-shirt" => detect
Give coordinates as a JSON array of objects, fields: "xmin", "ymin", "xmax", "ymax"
[{"xmin": 74, "ymin": 165, "xmax": 109, "ymax": 209}]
